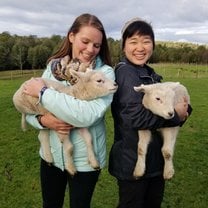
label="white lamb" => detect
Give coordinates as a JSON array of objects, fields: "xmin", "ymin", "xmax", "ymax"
[
  {"xmin": 13, "ymin": 69, "xmax": 118, "ymax": 175},
  {"xmin": 133, "ymin": 82, "xmax": 190, "ymax": 180}
]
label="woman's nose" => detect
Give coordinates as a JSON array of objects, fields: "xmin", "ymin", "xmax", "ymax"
[
  {"xmin": 87, "ymin": 44, "xmax": 94, "ymax": 52},
  {"xmin": 136, "ymin": 43, "xmax": 144, "ymax": 51}
]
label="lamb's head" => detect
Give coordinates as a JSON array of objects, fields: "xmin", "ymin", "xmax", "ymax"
[
  {"xmin": 134, "ymin": 83, "xmax": 180, "ymax": 119},
  {"xmin": 70, "ymin": 69, "xmax": 118, "ymax": 99}
]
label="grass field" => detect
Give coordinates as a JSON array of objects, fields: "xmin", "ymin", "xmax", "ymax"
[{"xmin": 0, "ymin": 64, "xmax": 208, "ymax": 207}]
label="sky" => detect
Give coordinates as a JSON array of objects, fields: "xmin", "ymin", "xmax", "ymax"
[{"xmin": 0, "ymin": 0, "xmax": 208, "ymax": 45}]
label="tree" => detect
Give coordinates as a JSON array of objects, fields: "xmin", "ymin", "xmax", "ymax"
[
  {"xmin": 28, "ymin": 45, "xmax": 51, "ymax": 69},
  {"xmin": 0, "ymin": 32, "xmax": 14, "ymax": 70},
  {"xmin": 108, "ymin": 38, "xmax": 122, "ymax": 66},
  {"xmin": 11, "ymin": 37, "xmax": 28, "ymax": 70}
]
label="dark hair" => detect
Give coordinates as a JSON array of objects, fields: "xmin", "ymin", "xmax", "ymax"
[
  {"xmin": 47, "ymin": 13, "xmax": 112, "ymax": 66},
  {"xmin": 121, "ymin": 20, "xmax": 155, "ymax": 50}
]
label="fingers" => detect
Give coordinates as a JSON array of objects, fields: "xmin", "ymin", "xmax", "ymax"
[
  {"xmin": 42, "ymin": 113, "xmax": 74, "ymax": 132},
  {"xmin": 26, "ymin": 77, "xmax": 43, "ymax": 85},
  {"xmin": 56, "ymin": 124, "xmax": 74, "ymax": 131},
  {"xmin": 56, "ymin": 130, "xmax": 70, "ymax": 135},
  {"xmin": 183, "ymin": 96, "xmax": 188, "ymax": 103},
  {"xmin": 56, "ymin": 125, "xmax": 74, "ymax": 135},
  {"xmin": 23, "ymin": 82, "xmax": 29, "ymax": 94}
]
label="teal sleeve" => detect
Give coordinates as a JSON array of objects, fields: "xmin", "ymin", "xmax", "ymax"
[
  {"xmin": 25, "ymin": 114, "xmax": 45, "ymax": 129},
  {"xmin": 41, "ymin": 89, "xmax": 112, "ymax": 127},
  {"xmin": 40, "ymin": 65, "xmax": 115, "ymax": 127}
]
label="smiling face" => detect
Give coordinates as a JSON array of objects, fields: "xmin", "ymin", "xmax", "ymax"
[
  {"xmin": 123, "ymin": 34, "xmax": 154, "ymax": 66},
  {"xmin": 68, "ymin": 25, "xmax": 103, "ymax": 64}
]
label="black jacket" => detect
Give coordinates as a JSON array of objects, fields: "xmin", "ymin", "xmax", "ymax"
[{"xmin": 108, "ymin": 58, "xmax": 183, "ymax": 180}]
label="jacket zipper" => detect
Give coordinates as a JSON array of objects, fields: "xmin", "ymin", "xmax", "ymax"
[{"xmin": 61, "ymin": 143, "xmax": 65, "ymax": 170}]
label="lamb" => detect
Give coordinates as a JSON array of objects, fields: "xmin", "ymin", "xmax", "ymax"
[
  {"xmin": 133, "ymin": 82, "xmax": 190, "ymax": 180},
  {"xmin": 13, "ymin": 69, "xmax": 118, "ymax": 175}
]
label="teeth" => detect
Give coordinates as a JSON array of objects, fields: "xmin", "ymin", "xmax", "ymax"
[{"xmin": 135, "ymin": 54, "xmax": 144, "ymax": 58}]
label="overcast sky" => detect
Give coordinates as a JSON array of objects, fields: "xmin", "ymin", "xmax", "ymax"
[{"xmin": 0, "ymin": 0, "xmax": 207, "ymax": 45}]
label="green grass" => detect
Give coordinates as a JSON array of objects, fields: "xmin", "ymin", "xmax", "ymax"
[
  {"xmin": 0, "ymin": 64, "xmax": 208, "ymax": 207},
  {"xmin": 151, "ymin": 63, "xmax": 208, "ymax": 79},
  {"xmin": 0, "ymin": 69, "xmax": 43, "ymax": 80}
]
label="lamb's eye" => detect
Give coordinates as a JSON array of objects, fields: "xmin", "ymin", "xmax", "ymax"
[
  {"xmin": 156, "ymin": 97, "xmax": 160, "ymax": 101},
  {"xmin": 97, "ymin": 79, "xmax": 103, "ymax": 83}
]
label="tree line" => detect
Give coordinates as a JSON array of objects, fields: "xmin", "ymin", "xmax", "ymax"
[{"xmin": 0, "ymin": 31, "xmax": 208, "ymax": 71}]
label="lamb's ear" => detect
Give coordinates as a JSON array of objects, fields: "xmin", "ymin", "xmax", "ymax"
[
  {"xmin": 61, "ymin": 55, "xmax": 70, "ymax": 66},
  {"xmin": 167, "ymin": 81, "xmax": 180, "ymax": 89},
  {"xmin": 70, "ymin": 69, "xmax": 85, "ymax": 79},
  {"xmin": 134, "ymin": 84, "xmax": 146, "ymax": 92},
  {"xmin": 174, "ymin": 82, "xmax": 180, "ymax": 86}
]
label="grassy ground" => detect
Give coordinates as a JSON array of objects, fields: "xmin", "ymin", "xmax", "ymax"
[{"xmin": 0, "ymin": 64, "xmax": 208, "ymax": 207}]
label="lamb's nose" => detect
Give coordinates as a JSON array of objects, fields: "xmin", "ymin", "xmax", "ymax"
[{"xmin": 168, "ymin": 112, "xmax": 174, "ymax": 117}]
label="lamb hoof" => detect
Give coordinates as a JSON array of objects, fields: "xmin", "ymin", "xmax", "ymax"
[
  {"xmin": 65, "ymin": 165, "xmax": 77, "ymax": 176},
  {"xmin": 89, "ymin": 159, "xmax": 100, "ymax": 170},
  {"xmin": 66, "ymin": 169, "xmax": 77, "ymax": 176},
  {"xmin": 163, "ymin": 169, "xmax": 175, "ymax": 180},
  {"xmin": 133, "ymin": 169, "xmax": 145, "ymax": 178},
  {"xmin": 90, "ymin": 164, "xmax": 100, "ymax": 170},
  {"xmin": 47, "ymin": 162, "xmax": 53, "ymax": 166},
  {"xmin": 93, "ymin": 166, "xmax": 100, "ymax": 170},
  {"xmin": 44, "ymin": 155, "xmax": 54, "ymax": 164}
]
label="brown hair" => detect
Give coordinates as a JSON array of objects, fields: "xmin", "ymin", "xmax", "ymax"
[{"xmin": 47, "ymin": 13, "xmax": 112, "ymax": 66}]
